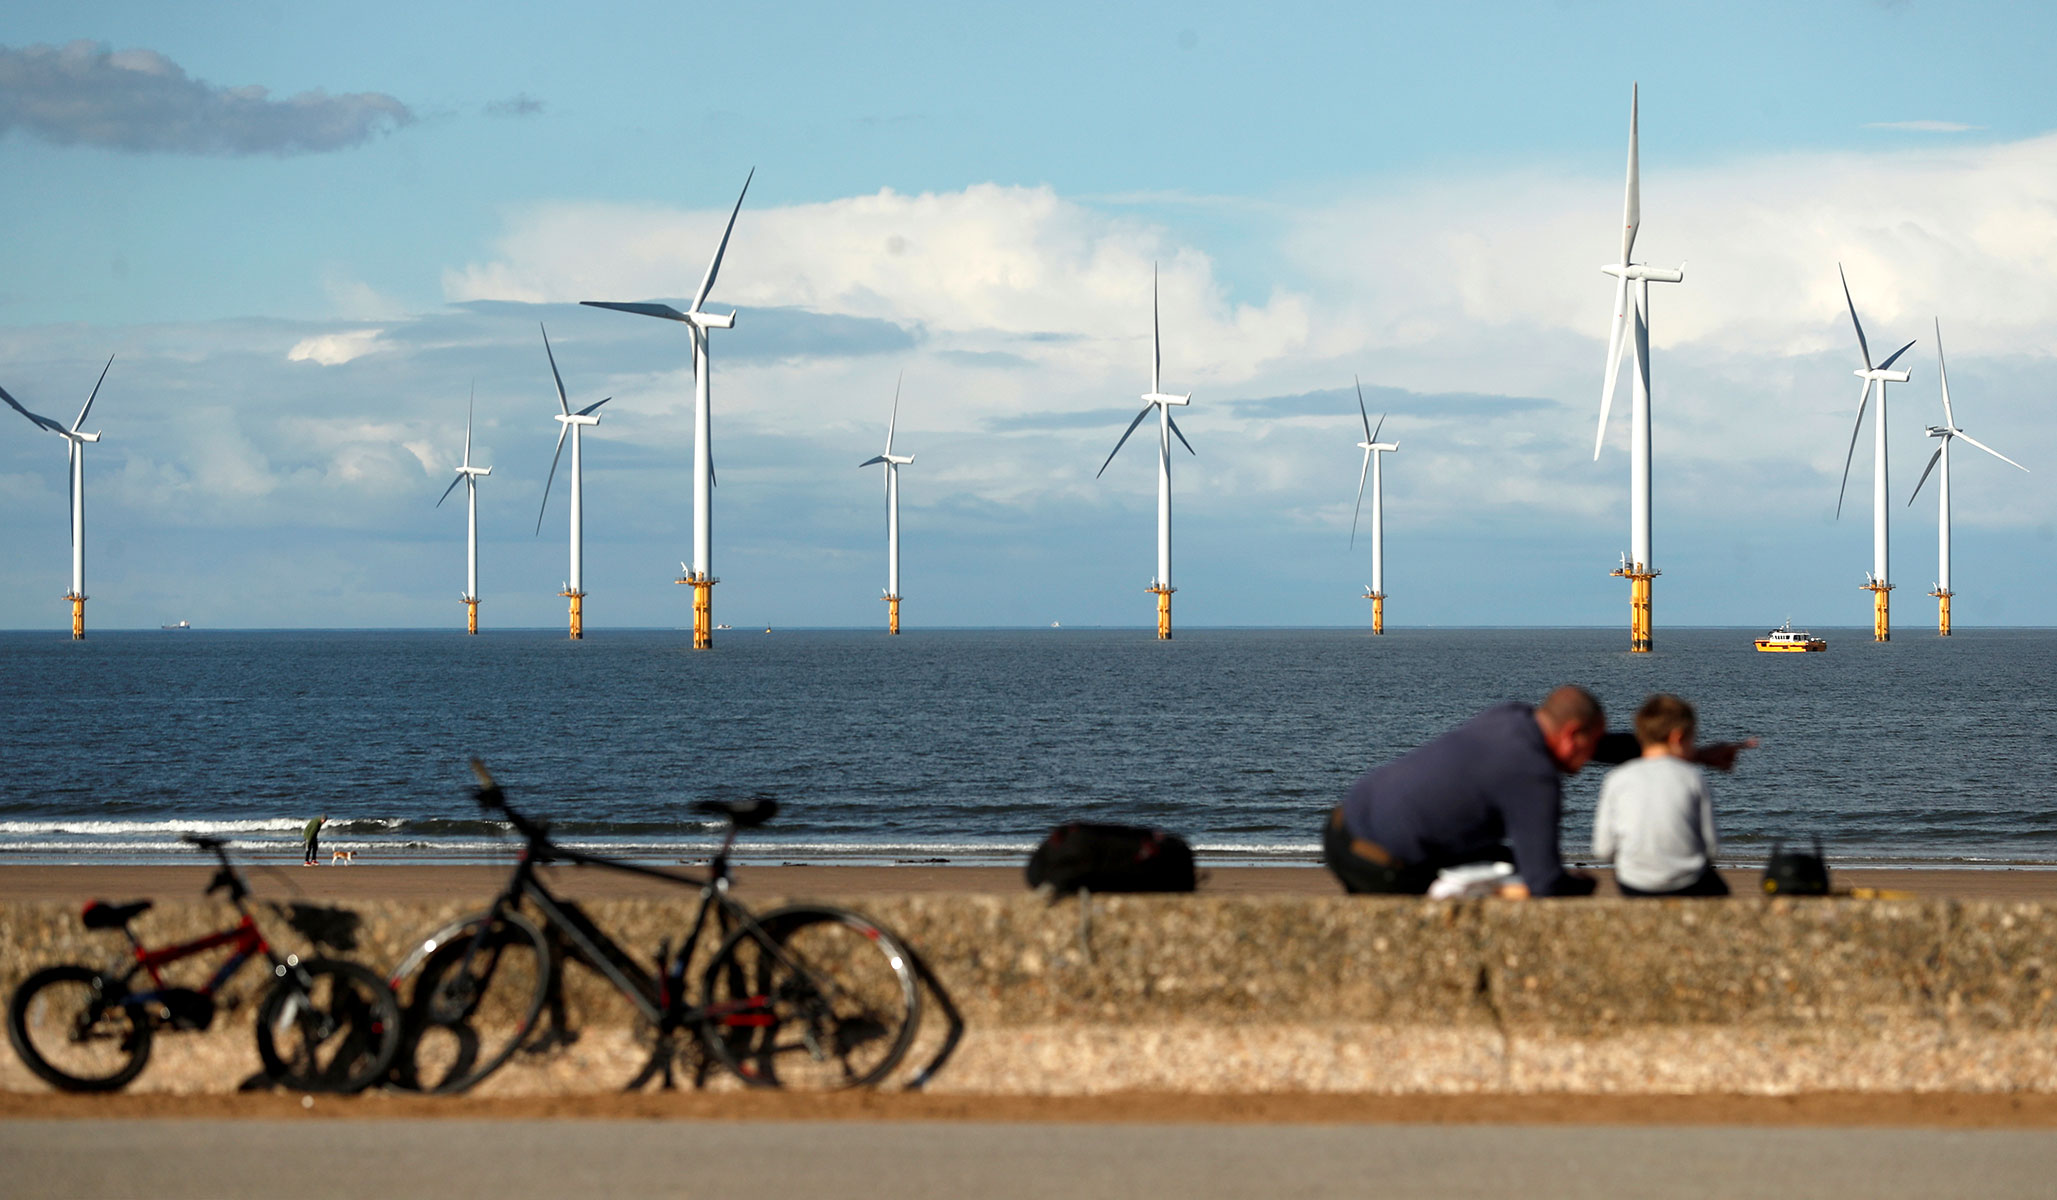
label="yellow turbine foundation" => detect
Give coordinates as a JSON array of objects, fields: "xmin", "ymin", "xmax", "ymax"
[
  {"xmin": 1148, "ymin": 585, "xmax": 1174, "ymax": 640},
  {"xmin": 1610, "ymin": 566, "xmax": 1657, "ymax": 653},
  {"xmin": 561, "ymin": 589, "xmax": 584, "ymax": 641},
  {"xmin": 1932, "ymin": 588, "xmax": 1951, "ymax": 637},
  {"xmin": 1364, "ymin": 591, "xmax": 1385, "ymax": 635},
  {"xmin": 464, "ymin": 598, "xmax": 479, "ymax": 636},
  {"xmin": 1863, "ymin": 580, "xmax": 1893, "ymax": 642},
  {"xmin": 66, "ymin": 592, "xmax": 85, "ymax": 640},
  {"xmin": 885, "ymin": 594, "xmax": 902, "ymax": 635},
  {"xmin": 677, "ymin": 572, "xmax": 716, "ymax": 650}
]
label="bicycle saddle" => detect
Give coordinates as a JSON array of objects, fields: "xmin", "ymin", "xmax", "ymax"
[
  {"xmin": 694, "ymin": 798, "xmax": 779, "ymax": 829},
  {"xmin": 182, "ymin": 834, "xmax": 227, "ymax": 850},
  {"xmin": 81, "ymin": 899, "xmax": 152, "ymax": 929}
]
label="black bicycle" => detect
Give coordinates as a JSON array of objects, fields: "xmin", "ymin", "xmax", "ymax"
[
  {"xmin": 386, "ymin": 761, "xmax": 954, "ymax": 1094},
  {"xmin": 7, "ymin": 835, "xmax": 400, "ymax": 1094}
]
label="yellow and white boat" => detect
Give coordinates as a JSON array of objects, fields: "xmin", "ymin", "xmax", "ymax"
[{"xmin": 1754, "ymin": 622, "xmax": 1826, "ymax": 653}]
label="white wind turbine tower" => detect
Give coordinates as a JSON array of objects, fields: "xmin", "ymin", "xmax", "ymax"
[
  {"xmin": 1349, "ymin": 378, "xmax": 1399, "ymax": 635},
  {"xmin": 536, "ymin": 325, "xmax": 610, "ymax": 640},
  {"xmin": 858, "ymin": 375, "xmax": 916, "ymax": 635},
  {"xmin": 584, "ymin": 168, "xmax": 753, "ymax": 650},
  {"xmin": 436, "ymin": 388, "xmax": 493, "ymax": 635},
  {"xmin": 2, "ymin": 356, "xmax": 113, "ymax": 639},
  {"xmin": 1834, "ymin": 265, "xmax": 1917, "ymax": 643},
  {"xmin": 1098, "ymin": 267, "xmax": 1194, "ymax": 640},
  {"xmin": 1592, "ymin": 82, "xmax": 1683, "ymax": 654},
  {"xmin": 1907, "ymin": 320, "xmax": 2029, "ymax": 637}
]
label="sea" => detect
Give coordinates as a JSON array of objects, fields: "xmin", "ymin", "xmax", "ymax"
[{"xmin": 2, "ymin": 627, "xmax": 2053, "ymax": 870}]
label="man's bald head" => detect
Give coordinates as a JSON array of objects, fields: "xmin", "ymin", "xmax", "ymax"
[{"xmin": 1535, "ymin": 685, "xmax": 1605, "ymax": 772}]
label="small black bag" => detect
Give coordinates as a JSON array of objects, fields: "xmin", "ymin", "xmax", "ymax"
[
  {"xmin": 1762, "ymin": 837, "xmax": 1831, "ymax": 896},
  {"xmin": 1026, "ymin": 822, "xmax": 1196, "ymax": 897}
]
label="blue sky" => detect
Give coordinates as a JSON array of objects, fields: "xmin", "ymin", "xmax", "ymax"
[{"xmin": 3, "ymin": 0, "xmax": 2055, "ymax": 631}]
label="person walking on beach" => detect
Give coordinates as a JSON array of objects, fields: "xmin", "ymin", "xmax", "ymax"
[
  {"xmin": 1591, "ymin": 694, "xmax": 1728, "ymax": 897},
  {"xmin": 302, "ymin": 814, "xmax": 327, "ymax": 866},
  {"xmin": 1325, "ymin": 686, "xmax": 1755, "ymax": 899}
]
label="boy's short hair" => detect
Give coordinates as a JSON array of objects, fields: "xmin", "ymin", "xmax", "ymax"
[{"xmin": 1634, "ymin": 693, "xmax": 1696, "ymax": 747}]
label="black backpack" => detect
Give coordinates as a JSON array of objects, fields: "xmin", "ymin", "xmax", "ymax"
[
  {"xmin": 1762, "ymin": 837, "xmax": 1831, "ymax": 896},
  {"xmin": 1026, "ymin": 822, "xmax": 1196, "ymax": 897}
]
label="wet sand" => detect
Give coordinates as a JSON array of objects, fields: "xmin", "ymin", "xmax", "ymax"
[{"xmin": 3, "ymin": 862, "xmax": 2056, "ymax": 904}]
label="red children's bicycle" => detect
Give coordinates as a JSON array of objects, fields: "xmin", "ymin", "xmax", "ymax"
[{"xmin": 6, "ymin": 834, "xmax": 400, "ymax": 1093}]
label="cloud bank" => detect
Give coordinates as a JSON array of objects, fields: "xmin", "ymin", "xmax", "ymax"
[{"xmin": 0, "ymin": 41, "xmax": 412, "ymax": 155}]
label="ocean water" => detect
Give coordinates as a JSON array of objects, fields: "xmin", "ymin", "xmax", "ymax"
[{"xmin": 2, "ymin": 627, "xmax": 2054, "ymax": 869}]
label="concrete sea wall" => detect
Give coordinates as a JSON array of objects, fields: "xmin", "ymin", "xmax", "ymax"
[{"xmin": 4, "ymin": 894, "xmax": 2054, "ymax": 1095}]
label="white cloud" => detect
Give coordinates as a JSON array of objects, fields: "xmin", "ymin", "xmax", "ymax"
[{"xmin": 288, "ymin": 329, "xmax": 385, "ymax": 366}]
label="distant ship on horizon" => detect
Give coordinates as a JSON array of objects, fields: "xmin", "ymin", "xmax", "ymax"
[{"xmin": 160, "ymin": 620, "xmax": 191, "ymax": 631}]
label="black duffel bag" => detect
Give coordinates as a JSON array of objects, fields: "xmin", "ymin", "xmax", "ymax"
[
  {"xmin": 1026, "ymin": 822, "xmax": 1196, "ymax": 897},
  {"xmin": 1761, "ymin": 837, "xmax": 1831, "ymax": 896}
]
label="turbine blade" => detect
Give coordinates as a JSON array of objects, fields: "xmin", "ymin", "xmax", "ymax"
[
  {"xmin": 709, "ymin": 455, "xmax": 717, "ymax": 488},
  {"xmin": 858, "ymin": 455, "xmax": 888, "ymax": 468},
  {"xmin": 1838, "ymin": 263, "xmax": 1873, "ymax": 371},
  {"xmin": 691, "ymin": 167, "xmax": 755, "ymax": 313},
  {"xmin": 1355, "ymin": 376, "xmax": 1372, "ymax": 441},
  {"xmin": 463, "ymin": 384, "xmax": 475, "ymax": 467},
  {"xmin": 1954, "ymin": 431, "xmax": 2030, "ymax": 473},
  {"xmin": 541, "ymin": 324, "xmax": 570, "ymax": 414},
  {"xmin": 577, "ymin": 396, "xmax": 611, "ymax": 417},
  {"xmin": 1350, "ymin": 449, "xmax": 1371, "ymax": 548},
  {"xmin": 1621, "ymin": 82, "xmax": 1640, "ymax": 265},
  {"xmin": 0, "ymin": 381, "xmax": 64, "ymax": 432},
  {"xmin": 72, "ymin": 354, "xmax": 114, "ymax": 433},
  {"xmin": 437, "ymin": 472, "xmax": 464, "ymax": 508},
  {"xmin": 1370, "ymin": 412, "xmax": 1385, "ymax": 445},
  {"xmin": 886, "ymin": 373, "xmax": 901, "ymax": 455},
  {"xmin": 580, "ymin": 300, "xmax": 689, "ymax": 321},
  {"xmin": 1935, "ymin": 318, "xmax": 1956, "ymax": 431},
  {"xmin": 1152, "ymin": 264, "xmax": 1161, "ymax": 396},
  {"xmin": 1877, "ymin": 339, "xmax": 1917, "ymax": 372},
  {"xmin": 1908, "ymin": 445, "xmax": 1943, "ymax": 506},
  {"xmin": 1835, "ymin": 379, "xmax": 1873, "ymax": 519},
  {"xmin": 536, "ymin": 423, "xmax": 569, "ymax": 533},
  {"xmin": 1097, "ymin": 404, "xmax": 1157, "ymax": 478},
  {"xmin": 1595, "ymin": 275, "xmax": 1631, "ymax": 459},
  {"xmin": 1168, "ymin": 413, "xmax": 1195, "ymax": 456}
]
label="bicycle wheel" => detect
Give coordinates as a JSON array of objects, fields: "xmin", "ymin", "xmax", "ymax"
[
  {"xmin": 254, "ymin": 958, "xmax": 401, "ymax": 1093},
  {"xmin": 6, "ymin": 965, "xmax": 153, "ymax": 1093},
  {"xmin": 700, "ymin": 906, "xmax": 921, "ymax": 1090},
  {"xmin": 387, "ymin": 911, "xmax": 551, "ymax": 1093}
]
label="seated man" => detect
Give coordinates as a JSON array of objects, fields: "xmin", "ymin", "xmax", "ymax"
[
  {"xmin": 1325, "ymin": 686, "xmax": 1606, "ymax": 898},
  {"xmin": 1325, "ymin": 686, "xmax": 1754, "ymax": 899}
]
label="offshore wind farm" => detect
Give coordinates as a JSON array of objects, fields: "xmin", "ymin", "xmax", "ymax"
[{"xmin": 2, "ymin": 10, "xmax": 2054, "ymax": 647}]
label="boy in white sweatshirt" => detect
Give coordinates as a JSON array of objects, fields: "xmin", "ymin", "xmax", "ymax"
[{"xmin": 1591, "ymin": 694, "xmax": 1728, "ymax": 897}]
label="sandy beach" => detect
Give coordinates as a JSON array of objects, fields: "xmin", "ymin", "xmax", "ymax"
[{"xmin": 4, "ymin": 861, "xmax": 2056, "ymax": 905}]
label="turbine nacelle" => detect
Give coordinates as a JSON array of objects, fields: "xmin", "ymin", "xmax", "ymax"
[
  {"xmin": 1143, "ymin": 391, "xmax": 1191, "ymax": 408},
  {"xmin": 1600, "ymin": 263, "xmax": 1685, "ymax": 285},
  {"xmin": 1358, "ymin": 441, "xmax": 1399, "ymax": 454},
  {"xmin": 1856, "ymin": 366, "xmax": 1912, "ymax": 385},
  {"xmin": 555, "ymin": 411, "xmax": 603, "ymax": 428}
]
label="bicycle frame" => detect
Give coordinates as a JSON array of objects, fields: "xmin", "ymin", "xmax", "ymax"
[
  {"xmin": 478, "ymin": 838, "xmax": 785, "ymax": 1035},
  {"xmin": 121, "ymin": 915, "xmax": 270, "ymax": 1002}
]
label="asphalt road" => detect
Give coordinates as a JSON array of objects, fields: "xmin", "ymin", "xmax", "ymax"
[{"xmin": 5, "ymin": 1119, "xmax": 2056, "ymax": 1198}]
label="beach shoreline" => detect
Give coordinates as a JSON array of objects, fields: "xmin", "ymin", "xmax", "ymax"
[{"xmin": 6, "ymin": 862, "xmax": 2057, "ymax": 903}]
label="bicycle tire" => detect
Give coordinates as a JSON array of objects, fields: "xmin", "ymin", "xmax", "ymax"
[
  {"xmin": 6, "ymin": 964, "xmax": 153, "ymax": 1093},
  {"xmin": 254, "ymin": 958, "xmax": 402, "ymax": 1094},
  {"xmin": 700, "ymin": 905, "xmax": 921, "ymax": 1091},
  {"xmin": 387, "ymin": 911, "xmax": 551, "ymax": 1094}
]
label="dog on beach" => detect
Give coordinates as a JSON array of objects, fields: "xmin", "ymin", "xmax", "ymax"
[{"xmin": 330, "ymin": 850, "xmax": 355, "ymax": 866}]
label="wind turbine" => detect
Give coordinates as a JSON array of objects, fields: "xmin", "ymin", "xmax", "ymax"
[
  {"xmin": 1907, "ymin": 320, "xmax": 2029, "ymax": 636},
  {"xmin": 536, "ymin": 325, "xmax": 609, "ymax": 640},
  {"xmin": 1098, "ymin": 267, "xmax": 1194, "ymax": 640},
  {"xmin": 1834, "ymin": 265, "xmax": 1917, "ymax": 643},
  {"xmin": 2, "ymin": 356, "xmax": 113, "ymax": 639},
  {"xmin": 858, "ymin": 375, "xmax": 915, "ymax": 635},
  {"xmin": 583, "ymin": 168, "xmax": 753, "ymax": 650},
  {"xmin": 1349, "ymin": 378, "xmax": 1399, "ymax": 635},
  {"xmin": 1592, "ymin": 82, "xmax": 1683, "ymax": 654},
  {"xmin": 436, "ymin": 387, "xmax": 493, "ymax": 635}
]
